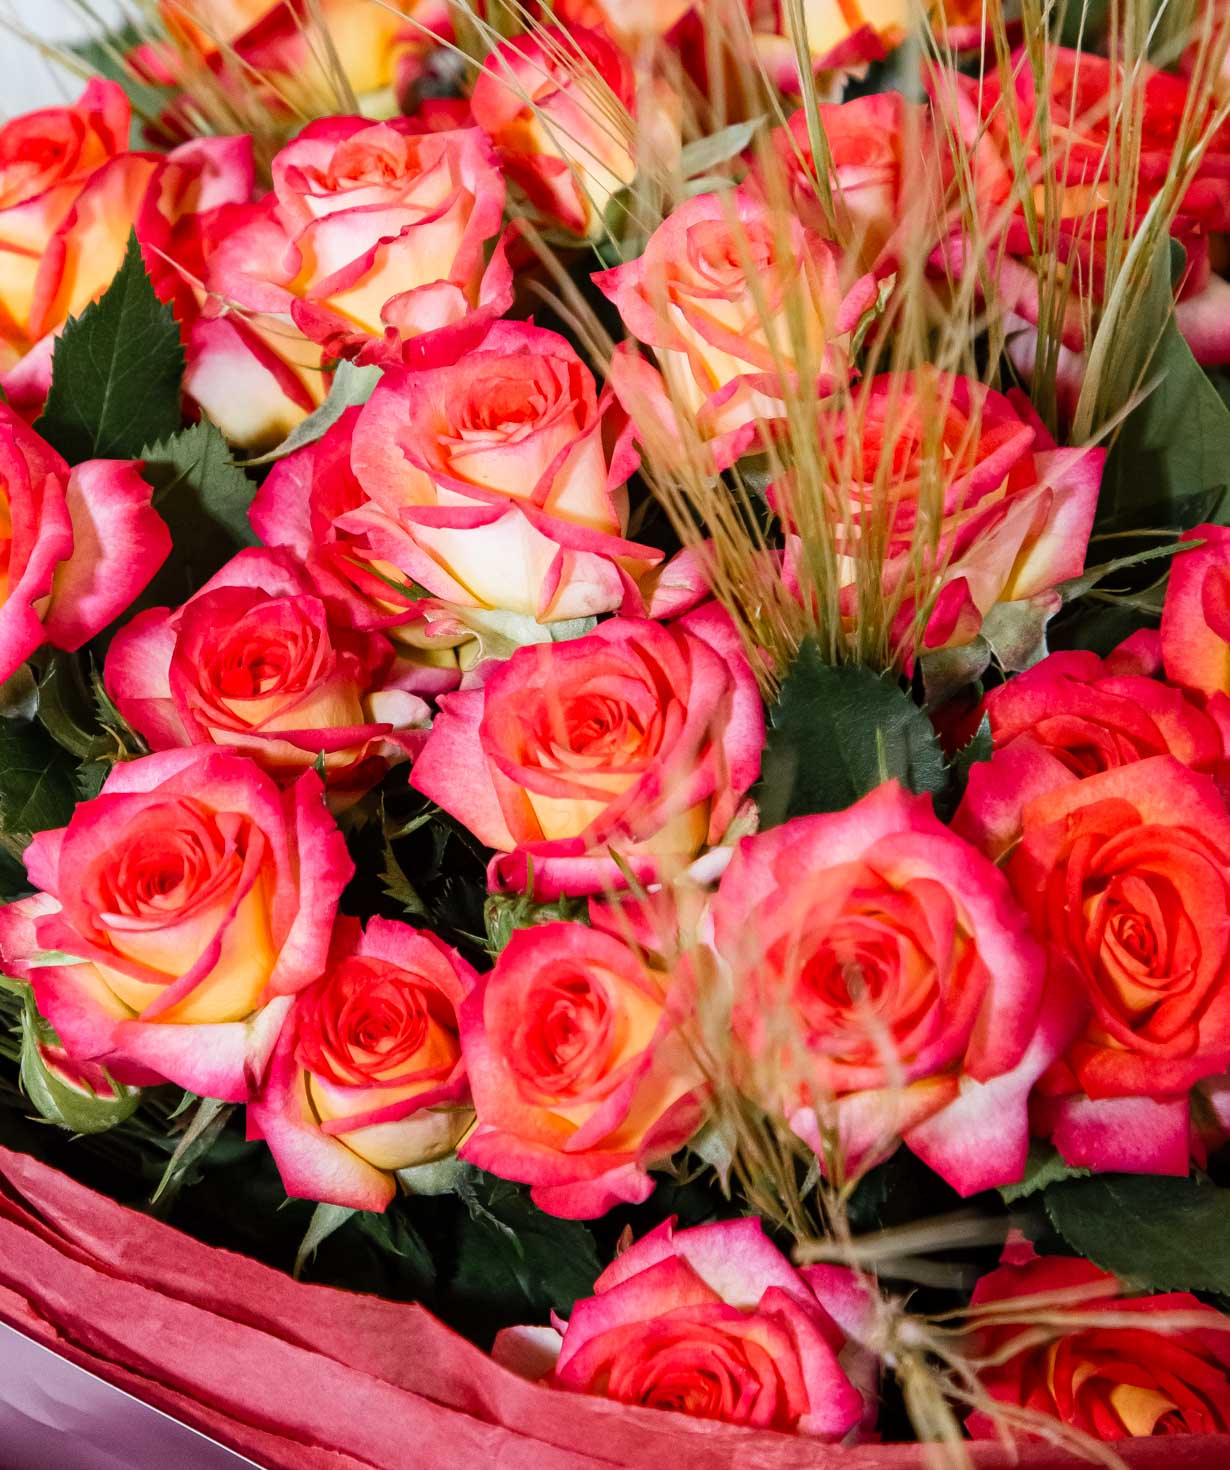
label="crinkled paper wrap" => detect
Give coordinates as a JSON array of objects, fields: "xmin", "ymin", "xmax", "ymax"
[{"xmin": 0, "ymin": 1145, "xmax": 1225, "ymax": 1469}]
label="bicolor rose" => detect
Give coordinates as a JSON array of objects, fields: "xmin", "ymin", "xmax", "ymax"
[
  {"xmin": 712, "ymin": 782, "xmax": 1064, "ymax": 1195},
  {"xmin": 495, "ymin": 1217, "xmax": 879, "ymax": 1439},
  {"xmin": 966, "ymin": 1242, "xmax": 1230, "ymax": 1441},
  {"xmin": 740, "ymin": 0, "xmax": 909, "ymax": 93},
  {"xmin": 1160, "ymin": 524, "xmax": 1230, "ymax": 732},
  {"xmin": 410, "ymin": 606, "xmax": 764, "ymax": 898},
  {"xmin": 249, "ymin": 916, "xmax": 477, "ymax": 1211},
  {"xmin": 0, "ymin": 405, "xmax": 171, "ymax": 686},
  {"xmin": 552, "ymin": 0, "xmax": 693, "ymax": 40},
  {"xmin": 779, "ymin": 372, "xmax": 1101, "ymax": 663},
  {"xmin": 104, "ymin": 547, "xmax": 431, "ymax": 800},
  {"xmin": 471, "ymin": 25, "xmax": 636, "ymax": 240},
  {"xmin": 958, "ymin": 752, "xmax": 1230, "ymax": 1176},
  {"xmin": 985, "ymin": 644, "xmax": 1224, "ymax": 778},
  {"xmin": 0, "ymin": 82, "xmax": 161, "ymax": 395},
  {"xmin": 458, "ymin": 920, "xmax": 706, "ymax": 1217},
  {"xmin": 345, "ymin": 321, "xmax": 662, "ymax": 627},
  {"xmin": 0, "ymin": 749, "xmax": 352, "ymax": 1101},
  {"xmin": 595, "ymin": 188, "xmax": 877, "ymax": 470},
  {"xmin": 208, "ymin": 117, "xmax": 511, "ymax": 366}
]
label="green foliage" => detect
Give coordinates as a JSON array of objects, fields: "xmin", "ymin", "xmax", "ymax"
[
  {"xmin": 0, "ymin": 717, "xmax": 78, "ymax": 863},
  {"xmin": 37, "ymin": 233, "xmax": 184, "ymax": 463},
  {"xmin": 19, "ymin": 989, "xmax": 141, "ymax": 1135},
  {"xmin": 243, "ymin": 361, "xmax": 381, "ymax": 465},
  {"xmin": 999, "ymin": 1142, "xmax": 1089, "ymax": 1205},
  {"xmin": 482, "ymin": 889, "xmax": 589, "ymax": 955},
  {"xmin": 757, "ymin": 641, "xmax": 947, "ymax": 827},
  {"xmin": 1044, "ymin": 1174, "xmax": 1230, "ymax": 1293}
]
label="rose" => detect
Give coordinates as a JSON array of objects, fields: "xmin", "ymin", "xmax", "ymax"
[
  {"xmin": 209, "ymin": 117, "xmax": 511, "ymax": 367},
  {"xmin": 0, "ymin": 404, "xmax": 171, "ymax": 686},
  {"xmin": 1161, "ymin": 525, "xmax": 1230, "ymax": 724},
  {"xmin": 471, "ymin": 25, "xmax": 636, "ymax": 240},
  {"xmin": 711, "ymin": 782, "xmax": 1065, "ymax": 1195},
  {"xmin": 741, "ymin": 0, "xmax": 909, "ymax": 93},
  {"xmin": 778, "ymin": 371, "xmax": 1102, "ymax": 662},
  {"xmin": 595, "ymin": 188, "xmax": 877, "ymax": 470},
  {"xmin": 344, "ymin": 321, "xmax": 662, "ymax": 628},
  {"xmin": 0, "ymin": 749, "xmax": 352, "ymax": 1101},
  {"xmin": 410, "ymin": 606, "xmax": 764, "ymax": 898},
  {"xmin": 966, "ymin": 1242, "xmax": 1230, "ymax": 1441},
  {"xmin": 104, "ymin": 547, "xmax": 431, "ymax": 800},
  {"xmin": 494, "ymin": 1217, "xmax": 878, "ymax": 1439},
  {"xmin": 985, "ymin": 644, "xmax": 1224, "ymax": 778},
  {"xmin": 552, "ymin": 0, "xmax": 693, "ymax": 41},
  {"xmin": 958, "ymin": 752, "xmax": 1230, "ymax": 1175},
  {"xmin": 249, "ymin": 915, "xmax": 477, "ymax": 1211},
  {"xmin": 0, "ymin": 82, "xmax": 162, "ymax": 406},
  {"xmin": 457, "ymin": 919, "xmax": 706, "ymax": 1216}
]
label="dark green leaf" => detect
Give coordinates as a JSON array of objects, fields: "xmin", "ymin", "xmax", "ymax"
[
  {"xmin": 756, "ymin": 641, "xmax": 947, "ymax": 827},
  {"xmin": 1045, "ymin": 1174, "xmax": 1230, "ymax": 1293},
  {"xmin": 295, "ymin": 1202, "xmax": 357, "ymax": 1279},
  {"xmin": 137, "ymin": 419, "xmax": 260, "ymax": 607},
  {"xmin": 1000, "ymin": 1141, "xmax": 1089, "ymax": 1205},
  {"xmin": 355, "ymin": 1207, "xmax": 437, "ymax": 1291},
  {"xmin": 0, "ymin": 718, "xmax": 78, "ymax": 861},
  {"xmin": 150, "ymin": 1096, "xmax": 234, "ymax": 1209},
  {"xmin": 37, "ymin": 232, "xmax": 184, "ymax": 463}
]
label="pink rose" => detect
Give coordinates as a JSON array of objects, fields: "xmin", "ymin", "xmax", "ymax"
[
  {"xmin": 552, "ymin": 0, "xmax": 692, "ymax": 40},
  {"xmin": 1161, "ymin": 524, "xmax": 1230, "ymax": 728},
  {"xmin": 0, "ymin": 82, "xmax": 161, "ymax": 390},
  {"xmin": 470, "ymin": 25, "xmax": 636, "ymax": 240},
  {"xmin": 712, "ymin": 782, "xmax": 1065, "ymax": 1195},
  {"xmin": 735, "ymin": 0, "xmax": 908, "ymax": 93},
  {"xmin": 595, "ymin": 188, "xmax": 877, "ymax": 469},
  {"xmin": 410, "ymin": 606, "xmax": 764, "ymax": 898},
  {"xmin": 958, "ymin": 751, "xmax": 1230, "ymax": 1175},
  {"xmin": 458, "ymin": 920, "xmax": 706, "ymax": 1217},
  {"xmin": 0, "ymin": 404, "xmax": 171, "ymax": 684},
  {"xmin": 0, "ymin": 749, "xmax": 352, "ymax": 1101},
  {"xmin": 104, "ymin": 547, "xmax": 431, "ymax": 801},
  {"xmin": 344, "ymin": 321, "xmax": 663, "ymax": 627},
  {"xmin": 495, "ymin": 1217, "xmax": 878, "ymax": 1440},
  {"xmin": 249, "ymin": 916, "xmax": 477, "ymax": 1212},
  {"xmin": 208, "ymin": 117, "xmax": 511, "ymax": 366}
]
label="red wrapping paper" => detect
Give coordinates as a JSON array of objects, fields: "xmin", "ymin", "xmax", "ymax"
[{"xmin": 0, "ymin": 1144, "xmax": 1227, "ymax": 1469}]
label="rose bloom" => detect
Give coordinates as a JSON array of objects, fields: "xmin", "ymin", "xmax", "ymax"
[
  {"xmin": 410, "ymin": 606, "xmax": 764, "ymax": 899},
  {"xmin": 344, "ymin": 321, "xmax": 662, "ymax": 628},
  {"xmin": 931, "ymin": 47, "xmax": 1230, "ymax": 367},
  {"xmin": 0, "ymin": 81, "xmax": 161, "ymax": 397},
  {"xmin": 959, "ymin": 751, "xmax": 1230, "ymax": 1175},
  {"xmin": 495, "ymin": 1217, "xmax": 879, "ymax": 1439},
  {"xmin": 595, "ymin": 188, "xmax": 878, "ymax": 470},
  {"xmin": 249, "ymin": 916, "xmax": 477, "ymax": 1211},
  {"xmin": 0, "ymin": 404, "xmax": 171, "ymax": 686},
  {"xmin": 0, "ymin": 749, "xmax": 352, "ymax": 1101},
  {"xmin": 780, "ymin": 371, "xmax": 1102, "ymax": 662},
  {"xmin": 470, "ymin": 25, "xmax": 636, "ymax": 241},
  {"xmin": 138, "ymin": 132, "xmax": 330, "ymax": 453},
  {"xmin": 985, "ymin": 643, "xmax": 1224, "ymax": 779},
  {"xmin": 551, "ymin": 0, "xmax": 693, "ymax": 40},
  {"xmin": 209, "ymin": 116, "xmax": 511, "ymax": 367},
  {"xmin": 713, "ymin": 782, "xmax": 1064, "ymax": 1195},
  {"xmin": 740, "ymin": 0, "xmax": 909, "ymax": 93},
  {"xmin": 966, "ymin": 1241, "xmax": 1230, "ymax": 1441},
  {"xmin": 458, "ymin": 919, "xmax": 706, "ymax": 1216},
  {"xmin": 103, "ymin": 547, "xmax": 431, "ymax": 801},
  {"xmin": 1160, "ymin": 524, "xmax": 1230, "ymax": 731}
]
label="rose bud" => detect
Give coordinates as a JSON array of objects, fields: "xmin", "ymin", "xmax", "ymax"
[
  {"xmin": 0, "ymin": 749, "xmax": 353, "ymax": 1101},
  {"xmin": 345, "ymin": 321, "xmax": 663, "ymax": 629},
  {"xmin": 0, "ymin": 405, "xmax": 171, "ymax": 686},
  {"xmin": 712, "ymin": 782, "xmax": 1067, "ymax": 1195},
  {"xmin": 495, "ymin": 1217, "xmax": 879, "ymax": 1440},
  {"xmin": 594, "ymin": 188, "xmax": 878, "ymax": 470},
  {"xmin": 458, "ymin": 920, "xmax": 707, "ymax": 1217},
  {"xmin": 208, "ymin": 117, "xmax": 511, "ymax": 367},
  {"xmin": 410, "ymin": 606, "xmax": 764, "ymax": 899},
  {"xmin": 958, "ymin": 752, "xmax": 1230, "ymax": 1176},
  {"xmin": 0, "ymin": 82, "xmax": 161, "ymax": 403},
  {"xmin": 966, "ymin": 1241, "xmax": 1230, "ymax": 1441},
  {"xmin": 104, "ymin": 547, "xmax": 431, "ymax": 803},
  {"xmin": 249, "ymin": 917, "xmax": 478, "ymax": 1211}
]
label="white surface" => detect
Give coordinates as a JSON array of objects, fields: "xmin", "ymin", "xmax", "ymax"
[{"xmin": 0, "ymin": 0, "xmax": 129, "ymax": 116}]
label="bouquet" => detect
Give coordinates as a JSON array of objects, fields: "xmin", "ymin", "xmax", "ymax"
[{"xmin": 0, "ymin": 0, "xmax": 1229, "ymax": 1462}]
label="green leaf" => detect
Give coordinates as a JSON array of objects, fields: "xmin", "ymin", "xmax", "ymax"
[
  {"xmin": 482, "ymin": 889, "xmax": 589, "ymax": 955},
  {"xmin": 37, "ymin": 232, "xmax": 184, "ymax": 463},
  {"xmin": 150, "ymin": 1096, "xmax": 234, "ymax": 1209},
  {"xmin": 354, "ymin": 1207, "xmax": 436, "ymax": 1291},
  {"xmin": 138, "ymin": 419, "xmax": 260, "ymax": 606},
  {"xmin": 0, "ymin": 718, "xmax": 78, "ymax": 862},
  {"xmin": 756, "ymin": 642, "xmax": 947, "ymax": 827},
  {"xmin": 679, "ymin": 118, "xmax": 764, "ymax": 178},
  {"xmin": 242, "ymin": 361, "xmax": 382, "ymax": 465},
  {"xmin": 381, "ymin": 833, "xmax": 429, "ymax": 921},
  {"xmin": 452, "ymin": 1167, "xmax": 600, "ymax": 1318},
  {"xmin": 295, "ymin": 1202, "xmax": 357, "ymax": 1279},
  {"xmin": 999, "ymin": 1141, "xmax": 1089, "ymax": 1205},
  {"xmin": 19, "ymin": 988, "xmax": 141, "ymax": 1135},
  {"xmin": 1044, "ymin": 1174, "xmax": 1230, "ymax": 1293}
]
